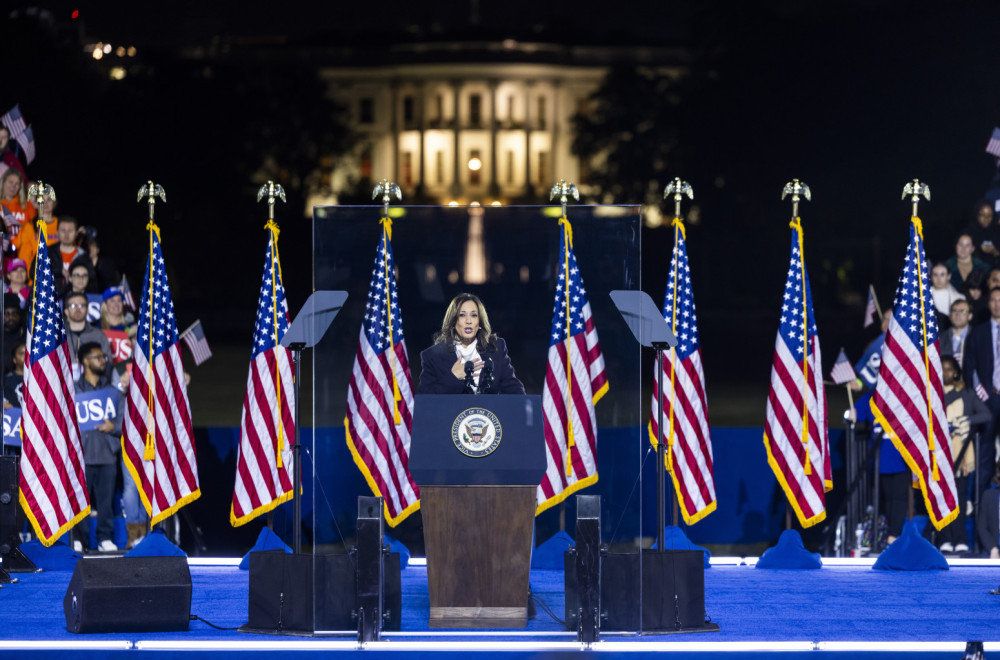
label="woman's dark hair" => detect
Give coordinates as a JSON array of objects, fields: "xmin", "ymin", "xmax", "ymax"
[{"xmin": 434, "ymin": 293, "xmax": 497, "ymax": 352}]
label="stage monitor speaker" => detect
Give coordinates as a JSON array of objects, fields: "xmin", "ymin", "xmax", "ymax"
[
  {"xmin": 63, "ymin": 556, "xmax": 192, "ymax": 633},
  {"xmin": 246, "ymin": 551, "xmax": 401, "ymax": 635},
  {"xmin": 566, "ymin": 550, "xmax": 717, "ymax": 634},
  {"xmin": 1, "ymin": 454, "xmax": 19, "ymax": 554}
]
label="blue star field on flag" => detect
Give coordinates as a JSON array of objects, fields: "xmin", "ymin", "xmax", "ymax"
[
  {"xmin": 28, "ymin": 240, "xmax": 65, "ymax": 360},
  {"xmin": 137, "ymin": 231, "xmax": 179, "ymax": 358},
  {"xmin": 252, "ymin": 235, "xmax": 289, "ymax": 357},
  {"xmin": 662, "ymin": 234, "xmax": 700, "ymax": 359},
  {"xmin": 892, "ymin": 224, "xmax": 938, "ymax": 346},
  {"xmin": 549, "ymin": 236, "xmax": 589, "ymax": 345},
  {"xmin": 364, "ymin": 237, "xmax": 404, "ymax": 353},
  {"xmin": 778, "ymin": 231, "xmax": 818, "ymax": 358}
]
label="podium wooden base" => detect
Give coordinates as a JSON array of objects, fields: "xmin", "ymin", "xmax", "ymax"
[{"xmin": 421, "ymin": 485, "xmax": 535, "ymax": 629}]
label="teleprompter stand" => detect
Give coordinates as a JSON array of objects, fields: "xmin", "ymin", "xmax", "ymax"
[
  {"xmin": 603, "ymin": 289, "xmax": 718, "ymax": 635},
  {"xmin": 280, "ymin": 290, "xmax": 348, "ymax": 554},
  {"xmin": 242, "ymin": 290, "xmax": 401, "ymax": 641}
]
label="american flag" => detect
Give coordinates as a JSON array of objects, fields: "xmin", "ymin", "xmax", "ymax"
[
  {"xmin": 536, "ymin": 219, "xmax": 608, "ymax": 514},
  {"xmin": 15, "ymin": 126, "xmax": 34, "ymax": 165},
  {"xmin": 231, "ymin": 229, "xmax": 294, "ymax": 526},
  {"xmin": 763, "ymin": 220, "xmax": 830, "ymax": 528},
  {"xmin": 864, "ymin": 285, "xmax": 880, "ymax": 328},
  {"xmin": 344, "ymin": 220, "xmax": 419, "ymax": 526},
  {"xmin": 870, "ymin": 219, "xmax": 958, "ymax": 530},
  {"xmin": 648, "ymin": 219, "xmax": 716, "ymax": 525},
  {"xmin": 987, "ymin": 127, "xmax": 1000, "ymax": 158},
  {"xmin": 180, "ymin": 319, "xmax": 212, "ymax": 365},
  {"xmin": 120, "ymin": 273, "xmax": 137, "ymax": 311},
  {"xmin": 18, "ymin": 233, "xmax": 90, "ymax": 546},
  {"xmin": 2, "ymin": 105, "xmax": 26, "ymax": 138},
  {"xmin": 122, "ymin": 225, "xmax": 200, "ymax": 526},
  {"xmin": 830, "ymin": 348, "xmax": 858, "ymax": 385}
]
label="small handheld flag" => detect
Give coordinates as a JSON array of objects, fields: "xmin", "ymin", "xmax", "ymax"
[
  {"xmin": 987, "ymin": 127, "xmax": 1000, "ymax": 158},
  {"xmin": 830, "ymin": 348, "xmax": 858, "ymax": 385},
  {"xmin": 863, "ymin": 285, "xmax": 881, "ymax": 328},
  {"xmin": 180, "ymin": 320, "xmax": 212, "ymax": 366}
]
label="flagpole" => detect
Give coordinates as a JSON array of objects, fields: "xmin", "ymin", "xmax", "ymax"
[
  {"xmin": 664, "ymin": 178, "xmax": 693, "ymax": 529},
  {"xmin": 903, "ymin": 179, "xmax": 939, "ymax": 481},
  {"xmin": 550, "ymin": 180, "xmax": 580, "ymax": 479},
  {"xmin": 256, "ymin": 182, "xmax": 288, "ymax": 533},
  {"xmin": 782, "ymin": 180, "xmax": 813, "ymax": 480},
  {"xmin": 137, "ymin": 181, "xmax": 166, "ymax": 532},
  {"xmin": 373, "ymin": 180, "xmax": 403, "ymax": 425}
]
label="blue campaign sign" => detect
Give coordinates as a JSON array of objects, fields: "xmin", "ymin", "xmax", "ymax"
[
  {"xmin": 86, "ymin": 294, "xmax": 103, "ymax": 324},
  {"xmin": 3, "ymin": 408, "xmax": 22, "ymax": 447},
  {"xmin": 75, "ymin": 387, "xmax": 120, "ymax": 432},
  {"xmin": 2, "ymin": 388, "xmax": 120, "ymax": 447},
  {"xmin": 855, "ymin": 333, "xmax": 885, "ymax": 390}
]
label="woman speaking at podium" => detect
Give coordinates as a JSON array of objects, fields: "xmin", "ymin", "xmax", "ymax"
[{"xmin": 418, "ymin": 293, "xmax": 525, "ymax": 395}]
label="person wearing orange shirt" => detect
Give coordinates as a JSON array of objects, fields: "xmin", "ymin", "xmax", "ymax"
[{"xmin": 0, "ymin": 168, "xmax": 37, "ymax": 273}]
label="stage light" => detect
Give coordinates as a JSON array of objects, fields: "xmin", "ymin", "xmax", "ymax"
[
  {"xmin": 109, "ymin": 67, "xmax": 126, "ymax": 80},
  {"xmin": 127, "ymin": 46, "xmax": 137, "ymax": 57},
  {"xmin": 490, "ymin": 201, "xmax": 501, "ymax": 206},
  {"xmin": 467, "ymin": 157, "xmax": 482, "ymax": 171},
  {"xmin": 116, "ymin": 46, "xmax": 125, "ymax": 57},
  {"xmin": 71, "ymin": 10, "xmax": 79, "ymax": 18},
  {"xmin": 470, "ymin": 201, "xmax": 480, "ymax": 206},
  {"xmin": 92, "ymin": 47, "xmax": 103, "ymax": 60},
  {"xmin": 448, "ymin": 201, "xmax": 458, "ymax": 206},
  {"xmin": 103, "ymin": 43, "xmax": 112, "ymax": 54}
]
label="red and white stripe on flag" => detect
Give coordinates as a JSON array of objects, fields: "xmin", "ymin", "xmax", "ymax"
[
  {"xmin": 231, "ymin": 230, "xmax": 295, "ymax": 526},
  {"xmin": 345, "ymin": 221, "xmax": 420, "ymax": 526},
  {"xmin": 19, "ymin": 235, "xmax": 89, "ymax": 546},
  {"xmin": 870, "ymin": 218, "xmax": 958, "ymax": 530},
  {"xmin": 648, "ymin": 220, "xmax": 716, "ymax": 525},
  {"xmin": 537, "ymin": 219, "xmax": 609, "ymax": 514},
  {"xmin": 122, "ymin": 226, "xmax": 200, "ymax": 526},
  {"xmin": 763, "ymin": 221, "xmax": 830, "ymax": 528}
]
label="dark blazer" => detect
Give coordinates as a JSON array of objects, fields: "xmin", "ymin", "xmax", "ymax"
[
  {"xmin": 963, "ymin": 321, "xmax": 996, "ymax": 392},
  {"xmin": 417, "ymin": 337, "xmax": 525, "ymax": 395},
  {"xmin": 939, "ymin": 327, "xmax": 969, "ymax": 368}
]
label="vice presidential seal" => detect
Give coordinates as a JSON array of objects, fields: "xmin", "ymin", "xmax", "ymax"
[{"xmin": 452, "ymin": 407, "xmax": 502, "ymax": 458}]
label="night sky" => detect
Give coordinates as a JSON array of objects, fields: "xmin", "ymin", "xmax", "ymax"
[{"xmin": 5, "ymin": 0, "xmax": 1000, "ymax": 390}]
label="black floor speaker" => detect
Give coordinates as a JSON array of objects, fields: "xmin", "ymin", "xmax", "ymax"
[
  {"xmin": 245, "ymin": 551, "xmax": 401, "ymax": 635},
  {"xmin": 565, "ymin": 550, "xmax": 718, "ymax": 634},
  {"xmin": 63, "ymin": 556, "xmax": 192, "ymax": 633}
]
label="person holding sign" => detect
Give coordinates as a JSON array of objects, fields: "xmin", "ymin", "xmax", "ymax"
[{"xmin": 73, "ymin": 341, "xmax": 124, "ymax": 553}]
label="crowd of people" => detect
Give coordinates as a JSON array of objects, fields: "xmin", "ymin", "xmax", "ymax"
[
  {"xmin": 0, "ymin": 134, "xmax": 143, "ymax": 554},
  {"xmin": 853, "ymin": 198, "xmax": 1000, "ymax": 558}
]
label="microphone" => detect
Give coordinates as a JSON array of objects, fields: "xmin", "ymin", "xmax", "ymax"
[
  {"xmin": 480, "ymin": 357, "xmax": 495, "ymax": 394},
  {"xmin": 463, "ymin": 360, "xmax": 476, "ymax": 394}
]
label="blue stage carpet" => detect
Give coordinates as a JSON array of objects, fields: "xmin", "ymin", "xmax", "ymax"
[{"xmin": 2, "ymin": 560, "xmax": 999, "ymax": 658}]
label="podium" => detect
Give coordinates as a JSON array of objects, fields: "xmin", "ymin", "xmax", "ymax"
[{"xmin": 410, "ymin": 394, "xmax": 546, "ymax": 628}]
